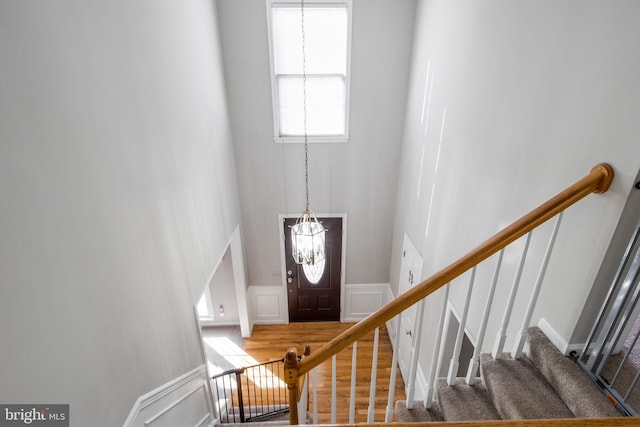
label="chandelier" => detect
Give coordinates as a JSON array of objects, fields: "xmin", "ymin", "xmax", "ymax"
[{"xmin": 291, "ymin": 0, "xmax": 326, "ymax": 268}]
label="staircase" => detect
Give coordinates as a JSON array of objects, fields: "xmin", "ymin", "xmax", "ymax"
[
  {"xmin": 260, "ymin": 164, "xmax": 640, "ymax": 426},
  {"xmin": 395, "ymin": 327, "xmax": 621, "ymax": 422}
]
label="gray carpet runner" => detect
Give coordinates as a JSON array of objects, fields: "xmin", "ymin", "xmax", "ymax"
[
  {"xmin": 396, "ymin": 326, "xmax": 621, "ymax": 422},
  {"xmin": 527, "ymin": 326, "xmax": 620, "ymax": 418},
  {"xmin": 436, "ymin": 378, "xmax": 500, "ymax": 421},
  {"xmin": 481, "ymin": 352, "xmax": 574, "ymax": 419}
]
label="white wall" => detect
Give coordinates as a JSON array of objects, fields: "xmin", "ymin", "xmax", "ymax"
[
  {"xmin": 216, "ymin": 0, "xmax": 416, "ymax": 288},
  {"xmin": 391, "ymin": 0, "xmax": 640, "ymax": 382},
  {"xmin": 0, "ymin": 0, "xmax": 240, "ymax": 425}
]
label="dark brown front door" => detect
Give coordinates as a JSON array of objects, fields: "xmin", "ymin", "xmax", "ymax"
[{"xmin": 284, "ymin": 216, "xmax": 342, "ymax": 322}]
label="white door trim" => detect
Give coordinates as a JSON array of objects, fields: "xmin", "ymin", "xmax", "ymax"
[{"xmin": 397, "ymin": 233, "xmax": 424, "ymax": 381}]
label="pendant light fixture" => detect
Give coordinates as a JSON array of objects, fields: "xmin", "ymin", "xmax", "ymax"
[{"xmin": 291, "ymin": 0, "xmax": 326, "ymax": 268}]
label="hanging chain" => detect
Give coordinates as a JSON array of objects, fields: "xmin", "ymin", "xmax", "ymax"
[{"xmin": 301, "ymin": 0, "xmax": 310, "ymax": 212}]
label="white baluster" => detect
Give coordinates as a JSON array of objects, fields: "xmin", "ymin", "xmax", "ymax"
[
  {"xmin": 349, "ymin": 341, "xmax": 357, "ymax": 423},
  {"xmin": 312, "ymin": 368, "xmax": 318, "ymax": 423},
  {"xmin": 367, "ymin": 327, "xmax": 380, "ymax": 422},
  {"xmin": 447, "ymin": 266, "xmax": 477, "ymax": 385},
  {"xmin": 493, "ymin": 232, "xmax": 532, "ymax": 359},
  {"xmin": 406, "ymin": 300, "xmax": 426, "ymax": 407},
  {"xmin": 331, "ymin": 354, "xmax": 337, "ymax": 424},
  {"xmin": 298, "ymin": 372, "xmax": 309, "ymax": 424},
  {"xmin": 466, "ymin": 250, "xmax": 504, "ymax": 385},
  {"xmin": 513, "ymin": 213, "xmax": 563, "ymax": 358},
  {"xmin": 426, "ymin": 284, "xmax": 450, "ymax": 408},
  {"xmin": 385, "ymin": 314, "xmax": 403, "ymax": 422}
]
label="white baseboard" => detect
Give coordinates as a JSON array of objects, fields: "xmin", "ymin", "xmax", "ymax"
[
  {"xmin": 246, "ymin": 283, "xmax": 393, "ymax": 324},
  {"xmin": 123, "ymin": 365, "xmax": 214, "ymax": 427},
  {"xmin": 343, "ymin": 283, "xmax": 390, "ymax": 322},
  {"xmin": 199, "ymin": 319, "xmax": 240, "ymax": 328},
  {"xmin": 537, "ymin": 318, "xmax": 584, "ymax": 355}
]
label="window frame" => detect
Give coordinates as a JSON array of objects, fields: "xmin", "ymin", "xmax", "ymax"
[{"xmin": 266, "ymin": 0, "xmax": 353, "ymax": 144}]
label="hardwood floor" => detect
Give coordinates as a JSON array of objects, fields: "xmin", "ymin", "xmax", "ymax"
[{"xmin": 241, "ymin": 322, "xmax": 406, "ymax": 424}]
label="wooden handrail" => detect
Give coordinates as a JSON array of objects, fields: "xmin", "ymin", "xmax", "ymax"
[
  {"xmin": 296, "ymin": 163, "xmax": 613, "ymax": 376},
  {"xmin": 285, "ymin": 163, "xmax": 614, "ymax": 424}
]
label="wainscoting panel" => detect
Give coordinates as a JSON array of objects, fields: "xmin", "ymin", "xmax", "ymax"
[
  {"xmin": 343, "ymin": 283, "xmax": 391, "ymax": 322},
  {"xmin": 123, "ymin": 366, "xmax": 214, "ymax": 427},
  {"xmin": 248, "ymin": 285, "xmax": 287, "ymax": 325}
]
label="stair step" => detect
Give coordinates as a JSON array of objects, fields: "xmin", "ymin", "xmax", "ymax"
[
  {"xmin": 527, "ymin": 326, "xmax": 620, "ymax": 418},
  {"xmin": 395, "ymin": 399, "xmax": 443, "ymax": 422},
  {"xmin": 219, "ymin": 405, "xmax": 291, "ymax": 424},
  {"xmin": 436, "ymin": 378, "xmax": 501, "ymax": 421},
  {"xmin": 481, "ymin": 353, "xmax": 574, "ymax": 419},
  {"xmin": 220, "ymin": 422, "xmax": 289, "ymax": 427}
]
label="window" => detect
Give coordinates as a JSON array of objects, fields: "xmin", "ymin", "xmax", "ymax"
[{"xmin": 267, "ymin": 0, "xmax": 352, "ymax": 142}]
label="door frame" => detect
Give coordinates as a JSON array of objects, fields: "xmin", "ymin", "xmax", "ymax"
[
  {"xmin": 279, "ymin": 213, "xmax": 347, "ymax": 322},
  {"xmin": 397, "ymin": 233, "xmax": 424, "ymax": 383}
]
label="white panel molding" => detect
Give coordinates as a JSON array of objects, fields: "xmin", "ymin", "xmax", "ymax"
[
  {"xmin": 343, "ymin": 283, "xmax": 390, "ymax": 322},
  {"xmin": 123, "ymin": 365, "xmax": 214, "ymax": 427},
  {"xmin": 344, "ymin": 283, "xmax": 385, "ymax": 321},
  {"xmin": 143, "ymin": 384, "xmax": 206, "ymax": 426},
  {"xmin": 248, "ymin": 285, "xmax": 287, "ymax": 324},
  {"xmin": 195, "ymin": 413, "xmax": 212, "ymax": 427}
]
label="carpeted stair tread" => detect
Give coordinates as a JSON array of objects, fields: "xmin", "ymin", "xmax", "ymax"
[
  {"xmin": 395, "ymin": 399, "xmax": 443, "ymax": 422},
  {"xmin": 527, "ymin": 326, "xmax": 620, "ymax": 418},
  {"xmin": 481, "ymin": 353, "xmax": 574, "ymax": 419},
  {"xmin": 436, "ymin": 378, "xmax": 501, "ymax": 421}
]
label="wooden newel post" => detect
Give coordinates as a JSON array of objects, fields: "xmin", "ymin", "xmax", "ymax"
[{"xmin": 284, "ymin": 348, "xmax": 299, "ymax": 425}]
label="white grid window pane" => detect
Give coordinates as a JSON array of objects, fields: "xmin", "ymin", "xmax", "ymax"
[
  {"xmin": 273, "ymin": 7, "xmax": 347, "ymax": 75},
  {"xmin": 278, "ymin": 75, "xmax": 345, "ymax": 136}
]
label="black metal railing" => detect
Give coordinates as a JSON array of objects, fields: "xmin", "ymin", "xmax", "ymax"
[{"xmin": 211, "ymin": 358, "xmax": 289, "ymax": 423}]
